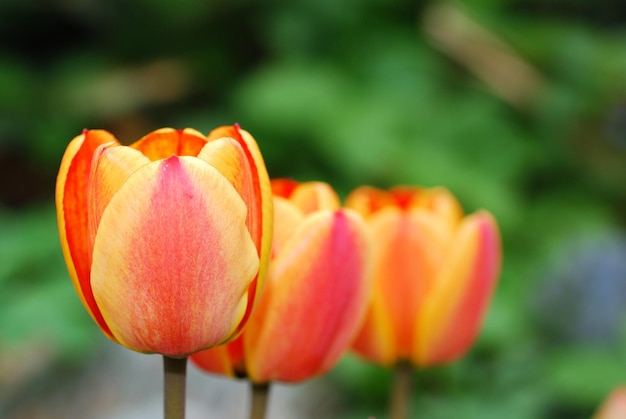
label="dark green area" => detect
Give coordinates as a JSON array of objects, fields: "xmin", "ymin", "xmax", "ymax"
[{"xmin": 1, "ymin": 0, "xmax": 625, "ymax": 417}]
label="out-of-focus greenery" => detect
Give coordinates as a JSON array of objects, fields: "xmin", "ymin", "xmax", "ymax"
[{"xmin": 0, "ymin": 0, "xmax": 625, "ymax": 417}]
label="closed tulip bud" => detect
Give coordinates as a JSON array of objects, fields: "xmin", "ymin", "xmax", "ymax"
[
  {"xmin": 55, "ymin": 125, "xmax": 272, "ymax": 358},
  {"xmin": 347, "ymin": 186, "xmax": 501, "ymax": 367},
  {"xmin": 192, "ymin": 179, "xmax": 373, "ymax": 383}
]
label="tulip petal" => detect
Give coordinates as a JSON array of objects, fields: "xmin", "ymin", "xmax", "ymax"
[
  {"xmin": 244, "ymin": 210, "xmax": 371, "ymax": 382},
  {"xmin": 197, "ymin": 138, "xmax": 252, "ymax": 196},
  {"xmin": 206, "ymin": 125, "xmax": 273, "ymax": 335},
  {"xmin": 88, "ymin": 145, "xmax": 151, "ymax": 252},
  {"xmin": 351, "ymin": 288, "xmax": 396, "ymax": 366},
  {"xmin": 191, "ymin": 334, "xmax": 246, "ymax": 377},
  {"xmin": 289, "ymin": 182, "xmax": 341, "ymax": 214},
  {"xmin": 91, "ymin": 155, "xmax": 259, "ymax": 357},
  {"xmin": 130, "ymin": 128, "xmax": 207, "ymax": 160},
  {"xmin": 271, "ymin": 197, "xmax": 305, "ymax": 257},
  {"xmin": 388, "ymin": 186, "xmax": 424, "ymax": 209},
  {"xmin": 353, "ymin": 207, "xmax": 451, "ymax": 362},
  {"xmin": 345, "ymin": 186, "xmax": 397, "ymax": 216},
  {"xmin": 271, "ymin": 178, "xmax": 299, "ymax": 198},
  {"xmin": 415, "ymin": 211, "xmax": 501, "ymax": 365},
  {"xmin": 56, "ymin": 129, "xmax": 119, "ymax": 339},
  {"xmin": 409, "ymin": 187, "xmax": 464, "ymax": 226},
  {"xmin": 191, "ymin": 346, "xmax": 235, "ymax": 377},
  {"xmin": 197, "ymin": 138, "xmax": 258, "ymax": 253}
]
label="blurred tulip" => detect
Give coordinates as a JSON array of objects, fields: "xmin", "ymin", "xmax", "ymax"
[
  {"xmin": 347, "ymin": 186, "xmax": 501, "ymax": 367},
  {"xmin": 192, "ymin": 179, "xmax": 372, "ymax": 383},
  {"xmin": 56, "ymin": 125, "xmax": 273, "ymax": 358},
  {"xmin": 593, "ymin": 387, "xmax": 626, "ymax": 419}
]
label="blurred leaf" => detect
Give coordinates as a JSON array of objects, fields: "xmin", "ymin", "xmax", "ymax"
[
  {"xmin": 544, "ymin": 346, "xmax": 626, "ymax": 407},
  {"xmin": 0, "ymin": 206, "xmax": 97, "ymax": 360}
]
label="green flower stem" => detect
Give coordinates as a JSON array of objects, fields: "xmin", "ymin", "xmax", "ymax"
[
  {"xmin": 163, "ymin": 356, "xmax": 188, "ymax": 419},
  {"xmin": 389, "ymin": 361, "xmax": 413, "ymax": 419},
  {"xmin": 250, "ymin": 382, "xmax": 270, "ymax": 419}
]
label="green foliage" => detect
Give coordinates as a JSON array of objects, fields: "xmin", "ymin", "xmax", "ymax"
[
  {"xmin": 544, "ymin": 345, "xmax": 626, "ymax": 407},
  {"xmin": 0, "ymin": 207, "xmax": 97, "ymax": 360}
]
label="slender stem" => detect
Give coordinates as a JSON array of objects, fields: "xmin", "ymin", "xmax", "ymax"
[
  {"xmin": 163, "ymin": 356, "xmax": 188, "ymax": 419},
  {"xmin": 250, "ymin": 382, "xmax": 270, "ymax": 419},
  {"xmin": 388, "ymin": 361, "xmax": 413, "ymax": 419}
]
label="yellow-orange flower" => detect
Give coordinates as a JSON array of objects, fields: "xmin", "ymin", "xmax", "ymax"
[
  {"xmin": 192, "ymin": 179, "xmax": 372, "ymax": 382},
  {"xmin": 347, "ymin": 186, "xmax": 501, "ymax": 367},
  {"xmin": 55, "ymin": 125, "xmax": 272, "ymax": 358}
]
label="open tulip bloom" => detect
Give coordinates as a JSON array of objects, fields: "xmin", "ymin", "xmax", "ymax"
[
  {"xmin": 346, "ymin": 186, "xmax": 501, "ymax": 419},
  {"xmin": 55, "ymin": 125, "xmax": 272, "ymax": 418},
  {"xmin": 192, "ymin": 179, "xmax": 373, "ymax": 419}
]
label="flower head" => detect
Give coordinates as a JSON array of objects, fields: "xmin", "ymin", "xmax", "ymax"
[
  {"xmin": 55, "ymin": 126, "xmax": 272, "ymax": 358},
  {"xmin": 348, "ymin": 186, "xmax": 501, "ymax": 366}
]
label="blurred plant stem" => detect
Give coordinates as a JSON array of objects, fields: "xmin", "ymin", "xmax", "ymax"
[
  {"xmin": 163, "ymin": 356, "xmax": 187, "ymax": 419},
  {"xmin": 250, "ymin": 382, "xmax": 270, "ymax": 419},
  {"xmin": 422, "ymin": 1, "xmax": 544, "ymax": 110},
  {"xmin": 389, "ymin": 361, "xmax": 413, "ymax": 419}
]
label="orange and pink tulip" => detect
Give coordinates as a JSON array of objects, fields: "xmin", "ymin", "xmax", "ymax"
[
  {"xmin": 55, "ymin": 125, "xmax": 272, "ymax": 358},
  {"xmin": 347, "ymin": 186, "xmax": 501, "ymax": 367},
  {"xmin": 192, "ymin": 179, "xmax": 372, "ymax": 382}
]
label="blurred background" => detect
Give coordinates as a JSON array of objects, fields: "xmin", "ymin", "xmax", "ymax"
[{"xmin": 1, "ymin": 0, "xmax": 625, "ymax": 417}]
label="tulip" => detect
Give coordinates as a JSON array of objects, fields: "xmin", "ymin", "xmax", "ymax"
[
  {"xmin": 55, "ymin": 125, "xmax": 273, "ymax": 358},
  {"xmin": 347, "ymin": 185, "xmax": 500, "ymax": 366},
  {"xmin": 593, "ymin": 387, "xmax": 626, "ymax": 419},
  {"xmin": 192, "ymin": 179, "xmax": 372, "ymax": 418},
  {"xmin": 346, "ymin": 186, "xmax": 501, "ymax": 419}
]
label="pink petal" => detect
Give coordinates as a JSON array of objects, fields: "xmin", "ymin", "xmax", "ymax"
[
  {"xmin": 90, "ymin": 156, "xmax": 259, "ymax": 357},
  {"xmin": 245, "ymin": 210, "xmax": 372, "ymax": 382},
  {"xmin": 415, "ymin": 211, "xmax": 501, "ymax": 365}
]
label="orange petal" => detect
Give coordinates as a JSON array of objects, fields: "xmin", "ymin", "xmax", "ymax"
[
  {"xmin": 411, "ymin": 187, "xmax": 464, "ymax": 227},
  {"xmin": 271, "ymin": 197, "xmax": 305, "ymax": 257},
  {"xmin": 130, "ymin": 128, "xmax": 207, "ymax": 160},
  {"xmin": 244, "ymin": 209, "xmax": 372, "ymax": 382},
  {"xmin": 271, "ymin": 178, "xmax": 299, "ymax": 198},
  {"xmin": 55, "ymin": 129, "xmax": 119, "ymax": 339},
  {"xmin": 191, "ymin": 345, "xmax": 236, "ymax": 377},
  {"xmin": 388, "ymin": 186, "xmax": 425, "ymax": 209},
  {"xmin": 351, "ymin": 287, "xmax": 396, "ymax": 366},
  {"xmin": 90, "ymin": 155, "xmax": 259, "ymax": 357},
  {"xmin": 88, "ymin": 145, "xmax": 150, "ymax": 254},
  {"xmin": 362, "ymin": 207, "xmax": 451, "ymax": 361},
  {"xmin": 289, "ymin": 182, "xmax": 341, "ymax": 214},
  {"xmin": 415, "ymin": 211, "xmax": 501, "ymax": 365},
  {"xmin": 191, "ymin": 334, "xmax": 246, "ymax": 377},
  {"xmin": 206, "ymin": 125, "xmax": 274, "ymax": 336},
  {"xmin": 345, "ymin": 186, "xmax": 397, "ymax": 217}
]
